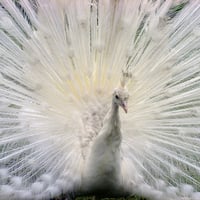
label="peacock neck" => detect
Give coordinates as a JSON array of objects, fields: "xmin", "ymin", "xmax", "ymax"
[
  {"xmin": 104, "ymin": 100, "xmax": 120, "ymax": 129},
  {"xmin": 101, "ymin": 100, "xmax": 121, "ymax": 139},
  {"xmin": 111, "ymin": 101, "xmax": 119, "ymax": 118}
]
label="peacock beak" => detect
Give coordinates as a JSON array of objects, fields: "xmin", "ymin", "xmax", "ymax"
[{"xmin": 121, "ymin": 101, "xmax": 128, "ymax": 113}]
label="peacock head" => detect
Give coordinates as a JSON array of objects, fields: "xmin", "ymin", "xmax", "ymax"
[
  {"xmin": 112, "ymin": 70, "xmax": 131, "ymax": 113},
  {"xmin": 113, "ymin": 87, "xmax": 129, "ymax": 113}
]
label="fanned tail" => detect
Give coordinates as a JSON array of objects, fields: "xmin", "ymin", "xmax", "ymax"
[
  {"xmin": 120, "ymin": 1, "xmax": 200, "ymax": 199},
  {"xmin": 0, "ymin": 0, "xmax": 200, "ymax": 200}
]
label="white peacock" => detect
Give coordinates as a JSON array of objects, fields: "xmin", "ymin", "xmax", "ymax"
[{"xmin": 0, "ymin": 0, "xmax": 200, "ymax": 200}]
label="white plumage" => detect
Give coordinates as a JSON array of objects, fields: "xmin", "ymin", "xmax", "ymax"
[
  {"xmin": 83, "ymin": 87, "xmax": 129, "ymax": 194},
  {"xmin": 0, "ymin": 0, "xmax": 200, "ymax": 200}
]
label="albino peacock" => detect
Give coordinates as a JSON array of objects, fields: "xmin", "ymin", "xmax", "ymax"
[{"xmin": 0, "ymin": 0, "xmax": 200, "ymax": 199}]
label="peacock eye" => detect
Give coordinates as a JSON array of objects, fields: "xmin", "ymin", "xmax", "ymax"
[{"xmin": 115, "ymin": 95, "xmax": 119, "ymax": 99}]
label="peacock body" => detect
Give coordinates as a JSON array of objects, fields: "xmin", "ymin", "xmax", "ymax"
[{"xmin": 0, "ymin": 0, "xmax": 200, "ymax": 199}]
